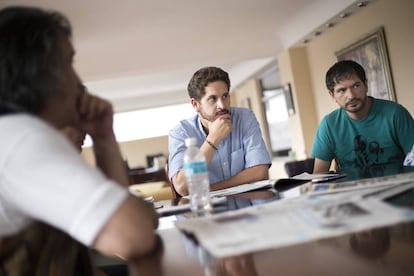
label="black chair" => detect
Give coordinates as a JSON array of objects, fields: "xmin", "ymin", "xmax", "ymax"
[{"xmin": 284, "ymin": 158, "xmax": 315, "ymax": 177}]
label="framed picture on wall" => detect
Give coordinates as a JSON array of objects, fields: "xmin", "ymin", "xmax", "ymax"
[{"xmin": 335, "ymin": 26, "xmax": 396, "ymax": 101}]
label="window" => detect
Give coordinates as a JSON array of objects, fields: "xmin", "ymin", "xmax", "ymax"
[
  {"xmin": 262, "ymin": 84, "xmax": 293, "ymax": 156},
  {"xmin": 83, "ymin": 103, "xmax": 194, "ymax": 147}
]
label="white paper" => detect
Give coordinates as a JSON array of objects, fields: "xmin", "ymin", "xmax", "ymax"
[
  {"xmin": 208, "ymin": 179, "xmax": 276, "ymax": 198},
  {"xmin": 157, "ymin": 196, "xmax": 227, "ymax": 216},
  {"xmin": 207, "ymin": 173, "xmax": 345, "ymax": 198},
  {"xmin": 176, "ymin": 173, "xmax": 414, "ymax": 258},
  {"xmin": 308, "ymin": 171, "xmax": 414, "ymax": 197},
  {"xmin": 290, "ymin": 172, "xmax": 336, "ymax": 180}
]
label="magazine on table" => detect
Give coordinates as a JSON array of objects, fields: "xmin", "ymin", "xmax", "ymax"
[
  {"xmin": 176, "ymin": 174, "xmax": 414, "ymax": 258},
  {"xmin": 207, "ymin": 172, "xmax": 346, "ymax": 198}
]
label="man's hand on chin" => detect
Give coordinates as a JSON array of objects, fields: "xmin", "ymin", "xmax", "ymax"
[{"xmin": 208, "ymin": 115, "xmax": 232, "ymax": 143}]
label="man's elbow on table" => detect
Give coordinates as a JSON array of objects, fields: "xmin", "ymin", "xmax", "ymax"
[
  {"xmin": 255, "ymin": 165, "xmax": 269, "ymax": 180},
  {"xmin": 172, "ymin": 173, "xmax": 190, "ymax": 196},
  {"xmin": 92, "ymin": 196, "xmax": 159, "ymax": 260}
]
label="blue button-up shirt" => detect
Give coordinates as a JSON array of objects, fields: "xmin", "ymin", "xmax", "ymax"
[{"xmin": 168, "ymin": 107, "xmax": 271, "ymax": 185}]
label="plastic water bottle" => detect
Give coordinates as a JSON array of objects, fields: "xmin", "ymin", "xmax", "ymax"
[{"xmin": 183, "ymin": 137, "xmax": 211, "ymax": 215}]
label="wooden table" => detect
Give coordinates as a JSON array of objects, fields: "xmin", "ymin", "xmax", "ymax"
[
  {"xmin": 95, "ymin": 174, "xmax": 414, "ymax": 275},
  {"xmin": 124, "ymin": 183, "xmax": 414, "ymax": 276},
  {"xmin": 129, "ymin": 221, "xmax": 414, "ymax": 275}
]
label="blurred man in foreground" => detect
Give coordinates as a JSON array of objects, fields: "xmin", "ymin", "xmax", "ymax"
[{"xmin": 0, "ymin": 6, "xmax": 158, "ymax": 273}]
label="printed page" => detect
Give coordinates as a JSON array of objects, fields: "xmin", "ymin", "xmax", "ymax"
[
  {"xmin": 204, "ymin": 179, "xmax": 277, "ymax": 198},
  {"xmin": 291, "ymin": 172, "xmax": 346, "ymax": 181},
  {"xmin": 157, "ymin": 197, "xmax": 227, "ymax": 216},
  {"xmin": 176, "ymin": 173, "xmax": 414, "ymax": 258}
]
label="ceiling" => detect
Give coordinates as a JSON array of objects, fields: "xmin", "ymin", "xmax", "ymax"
[{"xmin": 0, "ymin": 0, "xmax": 368, "ymax": 112}]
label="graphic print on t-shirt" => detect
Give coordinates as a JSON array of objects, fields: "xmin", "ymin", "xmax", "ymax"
[{"xmin": 353, "ymin": 134, "xmax": 385, "ymax": 178}]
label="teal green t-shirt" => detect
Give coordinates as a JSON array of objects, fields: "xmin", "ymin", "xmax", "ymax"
[{"xmin": 311, "ymin": 97, "xmax": 414, "ymax": 179}]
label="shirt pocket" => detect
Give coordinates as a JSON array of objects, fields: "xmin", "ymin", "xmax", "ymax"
[{"xmin": 230, "ymin": 148, "xmax": 245, "ymax": 175}]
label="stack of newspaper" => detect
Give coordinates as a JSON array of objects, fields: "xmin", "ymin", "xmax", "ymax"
[{"xmin": 175, "ymin": 172, "xmax": 414, "ymax": 258}]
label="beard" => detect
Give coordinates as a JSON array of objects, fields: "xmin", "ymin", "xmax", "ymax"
[
  {"xmin": 199, "ymin": 107, "xmax": 231, "ymax": 122},
  {"xmin": 344, "ymin": 96, "xmax": 367, "ymax": 113}
]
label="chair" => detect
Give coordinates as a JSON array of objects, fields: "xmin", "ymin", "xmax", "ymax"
[
  {"xmin": 284, "ymin": 158, "xmax": 315, "ymax": 177},
  {"xmin": 129, "ymin": 181, "xmax": 174, "ymax": 201},
  {"xmin": 165, "ymin": 161, "xmax": 181, "ymax": 199}
]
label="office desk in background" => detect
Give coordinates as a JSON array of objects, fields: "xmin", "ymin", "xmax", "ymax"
[{"xmin": 128, "ymin": 167, "xmax": 167, "ymax": 185}]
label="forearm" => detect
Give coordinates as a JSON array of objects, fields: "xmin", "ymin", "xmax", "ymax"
[
  {"xmin": 210, "ymin": 165, "xmax": 269, "ymax": 191},
  {"xmin": 93, "ymin": 132, "xmax": 129, "ymax": 187},
  {"xmin": 93, "ymin": 196, "xmax": 159, "ymax": 260},
  {"xmin": 200, "ymin": 137, "xmax": 218, "ymax": 166},
  {"xmin": 172, "ymin": 169, "xmax": 189, "ymax": 196},
  {"xmin": 77, "ymin": 92, "xmax": 129, "ymax": 186},
  {"xmin": 172, "ymin": 139, "xmax": 217, "ymax": 196},
  {"xmin": 313, "ymin": 158, "xmax": 332, "ymax": 174},
  {"xmin": 128, "ymin": 235, "xmax": 164, "ymax": 276}
]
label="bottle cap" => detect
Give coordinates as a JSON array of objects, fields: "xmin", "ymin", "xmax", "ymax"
[{"xmin": 185, "ymin": 137, "xmax": 197, "ymax": 147}]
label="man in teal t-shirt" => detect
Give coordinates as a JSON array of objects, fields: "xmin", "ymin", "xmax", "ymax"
[{"xmin": 311, "ymin": 60, "xmax": 414, "ymax": 180}]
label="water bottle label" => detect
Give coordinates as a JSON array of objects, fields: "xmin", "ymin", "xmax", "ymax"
[{"xmin": 184, "ymin": 161, "xmax": 207, "ymax": 176}]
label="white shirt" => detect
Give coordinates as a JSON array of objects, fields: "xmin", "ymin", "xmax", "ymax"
[{"xmin": 0, "ymin": 114, "xmax": 128, "ymax": 246}]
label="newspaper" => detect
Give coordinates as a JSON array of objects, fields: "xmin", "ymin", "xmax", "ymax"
[
  {"xmin": 205, "ymin": 173, "xmax": 344, "ymax": 198},
  {"xmin": 207, "ymin": 179, "xmax": 276, "ymax": 198},
  {"xmin": 307, "ymin": 171, "xmax": 414, "ymax": 197},
  {"xmin": 156, "ymin": 197, "xmax": 227, "ymax": 217},
  {"xmin": 176, "ymin": 173, "xmax": 414, "ymax": 258}
]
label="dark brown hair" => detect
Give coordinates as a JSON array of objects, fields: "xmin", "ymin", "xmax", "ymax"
[
  {"xmin": 187, "ymin": 66, "xmax": 231, "ymax": 101},
  {"xmin": 325, "ymin": 60, "xmax": 367, "ymax": 92},
  {"xmin": 0, "ymin": 6, "xmax": 72, "ymax": 114}
]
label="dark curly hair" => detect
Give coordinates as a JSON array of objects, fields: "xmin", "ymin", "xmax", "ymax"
[
  {"xmin": 0, "ymin": 6, "xmax": 72, "ymax": 114},
  {"xmin": 325, "ymin": 60, "xmax": 367, "ymax": 92},
  {"xmin": 187, "ymin": 66, "xmax": 231, "ymax": 101}
]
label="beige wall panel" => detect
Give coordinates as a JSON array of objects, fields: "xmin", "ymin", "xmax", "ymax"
[
  {"xmin": 82, "ymin": 135, "xmax": 168, "ymax": 168},
  {"xmin": 84, "ymin": 0, "xmax": 414, "ymax": 180}
]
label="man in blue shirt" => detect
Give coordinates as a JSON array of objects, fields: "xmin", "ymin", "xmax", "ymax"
[
  {"xmin": 311, "ymin": 60, "xmax": 414, "ymax": 179},
  {"xmin": 169, "ymin": 66, "xmax": 271, "ymax": 196}
]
